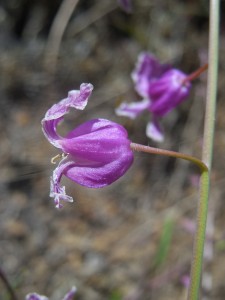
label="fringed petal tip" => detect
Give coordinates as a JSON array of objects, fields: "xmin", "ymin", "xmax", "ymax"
[
  {"xmin": 146, "ymin": 121, "xmax": 164, "ymax": 142},
  {"xmin": 50, "ymin": 176, "xmax": 73, "ymax": 209},
  {"xmin": 43, "ymin": 83, "xmax": 93, "ymax": 122},
  {"xmin": 115, "ymin": 98, "xmax": 150, "ymax": 119},
  {"xmin": 41, "ymin": 83, "xmax": 94, "ymax": 148},
  {"xmin": 68, "ymin": 83, "xmax": 93, "ymax": 110}
]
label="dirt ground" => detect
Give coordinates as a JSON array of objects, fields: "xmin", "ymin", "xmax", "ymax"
[{"xmin": 0, "ymin": 1, "xmax": 225, "ymax": 299}]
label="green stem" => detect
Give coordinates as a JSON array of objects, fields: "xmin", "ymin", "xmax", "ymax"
[
  {"xmin": 202, "ymin": 0, "xmax": 219, "ymax": 168},
  {"xmin": 188, "ymin": 0, "xmax": 219, "ymax": 299},
  {"xmin": 188, "ymin": 170, "xmax": 209, "ymax": 300}
]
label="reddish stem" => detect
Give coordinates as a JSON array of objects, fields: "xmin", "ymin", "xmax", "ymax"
[
  {"xmin": 183, "ymin": 63, "xmax": 208, "ymax": 84},
  {"xmin": 130, "ymin": 143, "xmax": 208, "ymax": 172}
]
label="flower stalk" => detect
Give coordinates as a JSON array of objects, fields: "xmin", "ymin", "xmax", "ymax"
[
  {"xmin": 187, "ymin": 0, "xmax": 220, "ymax": 299},
  {"xmin": 130, "ymin": 143, "xmax": 208, "ymax": 173},
  {"xmin": 182, "ymin": 63, "xmax": 208, "ymax": 85}
]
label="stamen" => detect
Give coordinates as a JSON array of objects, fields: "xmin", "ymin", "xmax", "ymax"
[
  {"xmin": 51, "ymin": 153, "xmax": 68, "ymax": 164},
  {"xmin": 51, "ymin": 154, "xmax": 61, "ymax": 164}
]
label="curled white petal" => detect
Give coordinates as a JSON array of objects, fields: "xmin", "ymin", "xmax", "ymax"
[
  {"xmin": 115, "ymin": 98, "xmax": 150, "ymax": 119},
  {"xmin": 146, "ymin": 121, "xmax": 164, "ymax": 142}
]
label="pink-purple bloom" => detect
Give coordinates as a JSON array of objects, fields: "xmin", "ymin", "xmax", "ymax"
[
  {"xmin": 116, "ymin": 52, "xmax": 191, "ymax": 142},
  {"xmin": 25, "ymin": 286, "xmax": 77, "ymax": 300},
  {"xmin": 42, "ymin": 83, "xmax": 133, "ymax": 209},
  {"xmin": 26, "ymin": 294, "xmax": 48, "ymax": 300}
]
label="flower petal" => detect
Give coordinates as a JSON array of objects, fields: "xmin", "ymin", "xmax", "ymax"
[
  {"xmin": 42, "ymin": 83, "xmax": 93, "ymax": 148},
  {"xmin": 67, "ymin": 83, "xmax": 93, "ymax": 110},
  {"xmin": 64, "ymin": 153, "xmax": 133, "ymax": 188},
  {"xmin": 25, "ymin": 294, "xmax": 48, "ymax": 300},
  {"xmin": 146, "ymin": 120, "xmax": 164, "ymax": 142},
  {"xmin": 149, "ymin": 69, "xmax": 191, "ymax": 116},
  {"xmin": 25, "ymin": 287, "xmax": 77, "ymax": 300},
  {"xmin": 60, "ymin": 119, "xmax": 134, "ymax": 188},
  {"xmin": 50, "ymin": 159, "xmax": 74, "ymax": 208},
  {"xmin": 62, "ymin": 286, "xmax": 77, "ymax": 300},
  {"xmin": 61, "ymin": 119, "xmax": 132, "ymax": 163},
  {"xmin": 115, "ymin": 98, "xmax": 150, "ymax": 119},
  {"xmin": 131, "ymin": 52, "xmax": 171, "ymax": 98}
]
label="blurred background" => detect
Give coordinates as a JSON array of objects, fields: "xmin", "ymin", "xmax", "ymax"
[{"xmin": 0, "ymin": 0, "xmax": 225, "ymax": 299}]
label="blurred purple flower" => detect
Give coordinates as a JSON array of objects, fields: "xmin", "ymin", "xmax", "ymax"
[
  {"xmin": 25, "ymin": 286, "xmax": 77, "ymax": 300},
  {"xmin": 181, "ymin": 275, "xmax": 190, "ymax": 288},
  {"xmin": 132, "ymin": 52, "xmax": 171, "ymax": 99},
  {"xmin": 62, "ymin": 287, "xmax": 77, "ymax": 300},
  {"xmin": 118, "ymin": 0, "xmax": 132, "ymax": 13},
  {"xmin": 42, "ymin": 83, "xmax": 133, "ymax": 209},
  {"xmin": 26, "ymin": 294, "xmax": 48, "ymax": 300},
  {"xmin": 116, "ymin": 52, "xmax": 191, "ymax": 142}
]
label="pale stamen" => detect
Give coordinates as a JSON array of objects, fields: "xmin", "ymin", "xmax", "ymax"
[{"xmin": 51, "ymin": 153, "xmax": 67, "ymax": 164}]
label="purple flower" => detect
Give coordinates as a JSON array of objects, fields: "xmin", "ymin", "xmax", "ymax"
[
  {"xmin": 25, "ymin": 286, "xmax": 77, "ymax": 300},
  {"xmin": 149, "ymin": 69, "xmax": 191, "ymax": 116},
  {"xmin": 131, "ymin": 52, "xmax": 171, "ymax": 99},
  {"xmin": 181, "ymin": 275, "xmax": 190, "ymax": 288},
  {"xmin": 116, "ymin": 52, "xmax": 191, "ymax": 142},
  {"xmin": 62, "ymin": 287, "xmax": 77, "ymax": 300},
  {"xmin": 26, "ymin": 294, "xmax": 48, "ymax": 300},
  {"xmin": 118, "ymin": 0, "xmax": 132, "ymax": 13},
  {"xmin": 42, "ymin": 83, "xmax": 133, "ymax": 209}
]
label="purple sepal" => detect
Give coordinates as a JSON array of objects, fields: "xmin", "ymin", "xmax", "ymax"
[
  {"xmin": 115, "ymin": 98, "xmax": 149, "ymax": 119},
  {"xmin": 131, "ymin": 52, "xmax": 171, "ymax": 98},
  {"xmin": 42, "ymin": 85, "xmax": 133, "ymax": 208},
  {"xmin": 149, "ymin": 69, "xmax": 191, "ymax": 116}
]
